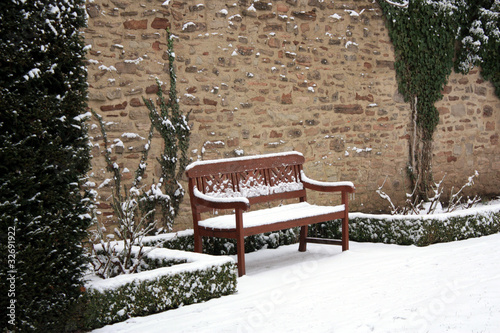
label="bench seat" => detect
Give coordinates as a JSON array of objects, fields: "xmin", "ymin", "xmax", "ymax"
[{"xmin": 199, "ymin": 202, "xmax": 345, "ymax": 230}]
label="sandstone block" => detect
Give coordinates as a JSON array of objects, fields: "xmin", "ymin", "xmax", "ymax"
[
  {"xmin": 253, "ymin": 1, "xmax": 273, "ymax": 10},
  {"xmin": 237, "ymin": 45, "xmax": 255, "ymax": 56},
  {"xmin": 115, "ymin": 62, "xmax": 137, "ymax": 74},
  {"xmin": 181, "ymin": 22, "xmax": 207, "ymax": 33},
  {"xmin": 152, "ymin": 17, "xmax": 170, "ymax": 29},
  {"xmin": 123, "ymin": 19, "xmax": 148, "ymax": 30},
  {"xmin": 334, "ymin": 104, "xmax": 363, "ymax": 114},
  {"xmin": 107, "ymin": 89, "xmax": 122, "ymax": 100},
  {"xmin": 86, "ymin": 4, "xmax": 100, "ymax": 18},
  {"xmin": 451, "ymin": 104, "xmax": 466, "ymax": 117},
  {"xmin": 89, "ymin": 91, "xmax": 107, "ymax": 101},
  {"xmin": 483, "ymin": 105, "xmax": 493, "ymax": 117},
  {"xmin": 376, "ymin": 60, "xmax": 394, "ymax": 69},
  {"xmin": 277, "ymin": 3, "xmax": 289, "ymax": 12},
  {"xmin": 281, "ymin": 92, "xmax": 292, "ymax": 104},
  {"xmin": 292, "ymin": 9, "xmax": 317, "ymax": 21},
  {"xmin": 100, "ymin": 101, "xmax": 127, "ymax": 111},
  {"xmin": 355, "ymin": 93, "xmax": 374, "ymax": 102},
  {"xmin": 203, "ymin": 98, "xmax": 217, "ymax": 106}
]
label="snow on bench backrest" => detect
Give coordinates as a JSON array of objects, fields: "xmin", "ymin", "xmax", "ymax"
[{"xmin": 186, "ymin": 152, "xmax": 306, "ymax": 200}]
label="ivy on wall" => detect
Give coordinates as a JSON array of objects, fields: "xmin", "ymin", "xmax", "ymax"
[{"xmin": 378, "ymin": 0, "xmax": 499, "ymax": 201}]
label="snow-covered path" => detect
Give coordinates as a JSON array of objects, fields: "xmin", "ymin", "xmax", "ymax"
[{"xmin": 93, "ymin": 233, "xmax": 500, "ymax": 333}]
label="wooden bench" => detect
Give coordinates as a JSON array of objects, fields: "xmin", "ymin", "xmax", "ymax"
[{"xmin": 185, "ymin": 151, "xmax": 355, "ymax": 276}]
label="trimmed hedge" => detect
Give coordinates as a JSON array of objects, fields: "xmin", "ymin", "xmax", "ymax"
[
  {"xmin": 79, "ymin": 248, "xmax": 237, "ymax": 330},
  {"xmin": 143, "ymin": 228, "xmax": 301, "ymax": 254},
  {"xmin": 308, "ymin": 205, "xmax": 500, "ymax": 246},
  {"xmin": 152, "ymin": 205, "xmax": 500, "ymax": 252}
]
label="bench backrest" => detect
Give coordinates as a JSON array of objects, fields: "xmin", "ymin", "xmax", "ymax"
[{"xmin": 185, "ymin": 152, "xmax": 307, "ymax": 212}]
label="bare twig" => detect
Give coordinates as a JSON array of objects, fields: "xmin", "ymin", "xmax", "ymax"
[{"xmin": 376, "ymin": 171, "xmax": 480, "ymax": 215}]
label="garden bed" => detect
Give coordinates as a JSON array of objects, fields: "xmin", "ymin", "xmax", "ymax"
[
  {"xmin": 80, "ymin": 246, "xmax": 237, "ymax": 330},
  {"xmin": 310, "ymin": 203, "xmax": 500, "ymax": 246}
]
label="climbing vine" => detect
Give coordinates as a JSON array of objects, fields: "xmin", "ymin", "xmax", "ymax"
[
  {"xmin": 143, "ymin": 28, "xmax": 191, "ymax": 230},
  {"xmin": 378, "ymin": 0, "xmax": 499, "ymax": 202}
]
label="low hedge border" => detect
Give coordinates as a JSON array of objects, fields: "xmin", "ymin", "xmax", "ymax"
[
  {"xmin": 309, "ymin": 204, "xmax": 500, "ymax": 246},
  {"xmin": 79, "ymin": 247, "xmax": 237, "ymax": 330},
  {"xmin": 142, "ymin": 228, "xmax": 300, "ymax": 255},
  {"xmin": 147, "ymin": 205, "xmax": 500, "ymax": 254}
]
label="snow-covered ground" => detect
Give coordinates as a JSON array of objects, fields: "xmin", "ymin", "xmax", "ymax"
[{"xmin": 93, "ymin": 231, "xmax": 500, "ymax": 333}]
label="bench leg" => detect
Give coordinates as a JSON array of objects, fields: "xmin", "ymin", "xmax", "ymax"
[
  {"xmin": 194, "ymin": 229, "xmax": 202, "ymax": 253},
  {"xmin": 235, "ymin": 209, "xmax": 246, "ymax": 276},
  {"xmin": 342, "ymin": 216, "xmax": 349, "ymax": 251},
  {"xmin": 236, "ymin": 236, "xmax": 246, "ymax": 277},
  {"xmin": 299, "ymin": 225, "xmax": 308, "ymax": 252}
]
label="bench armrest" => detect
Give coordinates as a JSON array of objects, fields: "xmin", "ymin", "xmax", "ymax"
[
  {"xmin": 193, "ymin": 187, "xmax": 250, "ymax": 211},
  {"xmin": 300, "ymin": 171, "xmax": 355, "ymax": 193}
]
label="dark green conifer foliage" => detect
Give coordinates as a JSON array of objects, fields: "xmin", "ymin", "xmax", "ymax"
[{"xmin": 0, "ymin": 0, "xmax": 92, "ymax": 331}]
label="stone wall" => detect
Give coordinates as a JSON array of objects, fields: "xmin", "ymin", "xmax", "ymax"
[{"xmin": 84, "ymin": 0, "xmax": 500, "ymax": 230}]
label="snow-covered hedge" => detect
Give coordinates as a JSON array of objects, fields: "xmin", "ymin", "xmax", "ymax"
[
  {"xmin": 79, "ymin": 247, "xmax": 237, "ymax": 330},
  {"xmin": 142, "ymin": 228, "xmax": 300, "ymax": 254},
  {"xmin": 145, "ymin": 205, "xmax": 500, "ymax": 254},
  {"xmin": 144, "ymin": 205, "xmax": 500, "ymax": 256},
  {"xmin": 309, "ymin": 204, "xmax": 500, "ymax": 246}
]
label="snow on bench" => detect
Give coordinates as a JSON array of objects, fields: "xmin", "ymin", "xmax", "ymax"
[
  {"xmin": 198, "ymin": 202, "xmax": 346, "ymax": 230},
  {"xmin": 186, "ymin": 151, "xmax": 355, "ymax": 276}
]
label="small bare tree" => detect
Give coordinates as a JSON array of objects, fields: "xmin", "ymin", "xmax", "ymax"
[
  {"xmin": 89, "ymin": 110, "xmax": 159, "ymax": 278},
  {"xmin": 88, "ymin": 29, "xmax": 190, "ymax": 278}
]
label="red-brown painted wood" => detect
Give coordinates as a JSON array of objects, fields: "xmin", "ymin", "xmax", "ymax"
[{"xmin": 186, "ymin": 152, "xmax": 355, "ymax": 276}]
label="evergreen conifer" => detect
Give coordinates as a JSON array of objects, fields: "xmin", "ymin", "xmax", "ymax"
[{"xmin": 0, "ymin": 0, "xmax": 92, "ymax": 331}]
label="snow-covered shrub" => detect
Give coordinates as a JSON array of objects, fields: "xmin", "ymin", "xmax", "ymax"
[
  {"xmin": 89, "ymin": 28, "xmax": 191, "ymax": 279},
  {"xmin": 311, "ymin": 206, "xmax": 500, "ymax": 246},
  {"xmin": 145, "ymin": 208, "xmax": 498, "ymax": 251},
  {"xmin": 376, "ymin": 171, "xmax": 481, "ymax": 215},
  {"xmin": 89, "ymin": 87, "xmax": 190, "ymax": 277},
  {"xmin": 0, "ymin": 0, "xmax": 92, "ymax": 331},
  {"xmin": 78, "ymin": 247, "xmax": 237, "ymax": 330},
  {"xmin": 455, "ymin": 0, "xmax": 500, "ymax": 96},
  {"xmin": 142, "ymin": 228, "xmax": 300, "ymax": 254},
  {"xmin": 379, "ymin": 0, "xmax": 500, "ymax": 203},
  {"xmin": 90, "ymin": 110, "xmax": 161, "ymax": 279}
]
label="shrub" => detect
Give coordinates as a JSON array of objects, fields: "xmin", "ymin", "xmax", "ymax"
[
  {"xmin": 78, "ymin": 247, "xmax": 237, "ymax": 330},
  {"xmin": 143, "ymin": 228, "xmax": 300, "ymax": 255},
  {"xmin": 309, "ymin": 207, "xmax": 500, "ymax": 246},
  {"xmin": 88, "ymin": 29, "xmax": 191, "ymax": 278},
  {"xmin": 0, "ymin": 0, "xmax": 92, "ymax": 331},
  {"xmin": 89, "ymin": 109, "xmax": 158, "ymax": 279}
]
